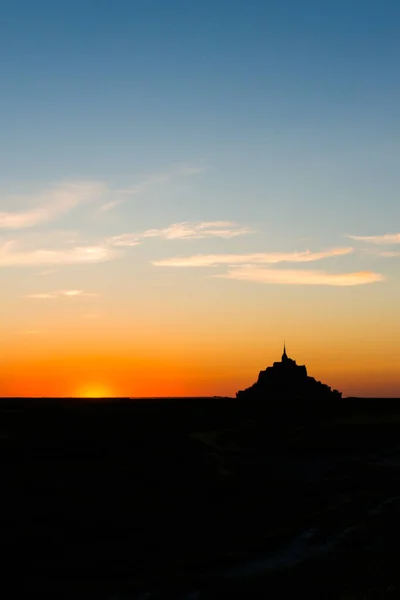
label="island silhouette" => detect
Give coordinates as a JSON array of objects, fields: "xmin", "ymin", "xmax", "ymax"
[{"xmin": 237, "ymin": 343, "xmax": 342, "ymax": 402}]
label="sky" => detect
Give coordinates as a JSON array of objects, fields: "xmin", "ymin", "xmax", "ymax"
[{"xmin": 0, "ymin": 0, "xmax": 399, "ymax": 397}]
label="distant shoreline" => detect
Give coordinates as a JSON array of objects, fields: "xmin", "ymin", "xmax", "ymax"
[{"xmin": 1, "ymin": 395, "xmax": 400, "ymax": 401}]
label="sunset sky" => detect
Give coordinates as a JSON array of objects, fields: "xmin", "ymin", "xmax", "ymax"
[{"xmin": 1, "ymin": 0, "xmax": 399, "ymax": 397}]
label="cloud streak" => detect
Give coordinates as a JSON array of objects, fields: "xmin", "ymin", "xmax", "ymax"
[
  {"xmin": 0, "ymin": 165, "xmax": 204, "ymax": 229},
  {"xmin": 26, "ymin": 290, "xmax": 98, "ymax": 299},
  {"xmin": 0, "ymin": 181, "xmax": 106, "ymax": 230},
  {"xmin": 348, "ymin": 233, "xmax": 400, "ymax": 245},
  {"xmin": 0, "ymin": 240, "xmax": 117, "ymax": 267},
  {"xmin": 98, "ymin": 164, "xmax": 203, "ymax": 212},
  {"xmin": 216, "ymin": 266, "xmax": 384, "ymax": 286},
  {"xmin": 107, "ymin": 234, "xmax": 141, "ymax": 247},
  {"xmin": 99, "ymin": 199, "xmax": 127, "ymax": 213},
  {"xmin": 143, "ymin": 221, "xmax": 252, "ymax": 240},
  {"xmin": 152, "ymin": 247, "xmax": 353, "ymax": 267},
  {"xmin": 379, "ymin": 251, "xmax": 400, "ymax": 257},
  {"xmin": 105, "ymin": 221, "xmax": 252, "ymax": 248},
  {"xmin": 361, "ymin": 248, "xmax": 400, "ymax": 258}
]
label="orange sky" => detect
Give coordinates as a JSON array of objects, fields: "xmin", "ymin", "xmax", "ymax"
[
  {"xmin": 1, "ymin": 262, "xmax": 400, "ymax": 398},
  {"xmin": 1, "ymin": 293, "xmax": 400, "ymax": 397}
]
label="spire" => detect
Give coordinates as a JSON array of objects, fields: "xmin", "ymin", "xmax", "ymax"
[{"xmin": 282, "ymin": 342, "xmax": 288, "ymax": 361}]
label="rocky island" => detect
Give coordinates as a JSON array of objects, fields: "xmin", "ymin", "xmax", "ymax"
[{"xmin": 237, "ymin": 344, "xmax": 342, "ymax": 404}]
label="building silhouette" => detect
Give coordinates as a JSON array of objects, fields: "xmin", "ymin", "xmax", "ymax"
[{"xmin": 237, "ymin": 344, "xmax": 342, "ymax": 402}]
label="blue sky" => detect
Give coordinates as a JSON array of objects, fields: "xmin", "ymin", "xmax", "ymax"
[
  {"xmin": 0, "ymin": 0, "xmax": 400, "ymax": 396},
  {"xmin": 2, "ymin": 1, "xmax": 399, "ymax": 182},
  {"xmin": 1, "ymin": 0, "xmax": 399, "ymax": 262},
  {"xmin": 1, "ymin": 1, "xmax": 398, "ymax": 212}
]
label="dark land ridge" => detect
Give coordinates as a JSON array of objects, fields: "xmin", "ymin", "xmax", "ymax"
[{"xmin": 2, "ymin": 348, "xmax": 400, "ymax": 599}]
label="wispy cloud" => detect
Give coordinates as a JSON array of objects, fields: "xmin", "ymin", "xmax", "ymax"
[
  {"xmin": 105, "ymin": 221, "xmax": 251, "ymax": 248},
  {"xmin": 26, "ymin": 293, "xmax": 59, "ymax": 299},
  {"xmin": 0, "ymin": 240, "xmax": 117, "ymax": 267},
  {"xmin": 216, "ymin": 266, "xmax": 384, "ymax": 286},
  {"xmin": 99, "ymin": 199, "xmax": 127, "ymax": 213},
  {"xmin": 26, "ymin": 290, "xmax": 98, "ymax": 299},
  {"xmin": 152, "ymin": 247, "xmax": 353, "ymax": 267},
  {"xmin": 62, "ymin": 290, "xmax": 98, "ymax": 297},
  {"xmin": 143, "ymin": 221, "xmax": 252, "ymax": 240},
  {"xmin": 361, "ymin": 247, "xmax": 400, "ymax": 258},
  {"xmin": 0, "ymin": 165, "xmax": 203, "ymax": 230},
  {"xmin": 379, "ymin": 251, "xmax": 400, "ymax": 257},
  {"xmin": 348, "ymin": 233, "xmax": 400, "ymax": 245},
  {"xmin": 107, "ymin": 234, "xmax": 141, "ymax": 247},
  {"xmin": 0, "ymin": 218, "xmax": 252, "ymax": 268},
  {"xmin": 151, "ymin": 244, "xmax": 383, "ymax": 286},
  {"xmin": 0, "ymin": 181, "xmax": 106, "ymax": 230},
  {"xmin": 122, "ymin": 164, "xmax": 203, "ymax": 193},
  {"xmin": 98, "ymin": 164, "xmax": 203, "ymax": 212}
]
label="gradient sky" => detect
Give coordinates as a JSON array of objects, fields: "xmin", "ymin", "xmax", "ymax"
[{"xmin": 0, "ymin": 0, "xmax": 399, "ymax": 397}]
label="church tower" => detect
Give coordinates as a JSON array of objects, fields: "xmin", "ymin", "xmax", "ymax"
[{"xmin": 282, "ymin": 342, "xmax": 288, "ymax": 362}]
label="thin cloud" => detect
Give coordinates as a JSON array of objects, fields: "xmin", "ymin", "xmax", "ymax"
[
  {"xmin": 0, "ymin": 166, "xmax": 204, "ymax": 230},
  {"xmin": 216, "ymin": 266, "xmax": 384, "ymax": 286},
  {"xmin": 348, "ymin": 233, "xmax": 400, "ymax": 245},
  {"xmin": 0, "ymin": 241, "xmax": 117, "ymax": 267},
  {"xmin": 361, "ymin": 248, "xmax": 400, "ymax": 258},
  {"xmin": 109, "ymin": 164, "xmax": 203, "ymax": 198},
  {"xmin": 26, "ymin": 290, "xmax": 99, "ymax": 299},
  {"xmin": 152, "ymin": 247, "xmax": 353, "ymax": 267},
  {"xmin": 107, "ymin": 234, "xmax": 141, "ymax": 247},
  {"xmin": 99, "ymin": 199, "xmax": 127, "ymax": 213},
  {"xmin": 62, "ymin": 290, "xmax": 98, "ymax": 297},
  {"xmin": 0, "ymin": 217, "xmax": 251, "ymax": 268},
  {"xmin": 143, "ymin": 221, "xmax": 252, "ymax": 240},
  {"xmin": 105, "ymin": 221, "xmax": 251, "ymax": 247},
  {"xmin": 379, "ymin": 251, "xmax": 400, "ymax": 257},
  {"xmin": 26, "ymin": 293, "xmax": 59, "ymax": 299},
  {"xmin": 0, "ymin": 181, "xmax": 106, "ymax": 230}
]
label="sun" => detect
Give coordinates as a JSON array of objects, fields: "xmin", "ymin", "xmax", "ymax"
[{"xmin": 76, "ymin": 383, "xmax": 113, "ymax": 399}]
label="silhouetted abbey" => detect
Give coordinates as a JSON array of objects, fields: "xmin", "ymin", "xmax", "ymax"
[{"xmin": 237, "ymin": 344, "xmax": 342, "ymax": 402}]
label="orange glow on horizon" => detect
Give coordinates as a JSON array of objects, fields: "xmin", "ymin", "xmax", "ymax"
[
  {"xmin": 1, "ymin": 323, "xmax": 400, "ymax": 398},
  {"xmin": 76, "ymin": 383, "xmax": 114, "ymax": 398}
]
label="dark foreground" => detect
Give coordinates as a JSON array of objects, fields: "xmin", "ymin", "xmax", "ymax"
[{"xmin": 2, "ymin": 396, "xmax": 400, "ymax": 598}]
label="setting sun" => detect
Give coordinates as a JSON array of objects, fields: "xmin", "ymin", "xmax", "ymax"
[{"xmin": 77, "ymin": 384, "xmax": 114, "ymax": 399}]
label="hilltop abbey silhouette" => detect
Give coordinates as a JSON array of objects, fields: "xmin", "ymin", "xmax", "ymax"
[{"xmin": 237, "ymin": 344, "xmax": 342, "ymax": 402}]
